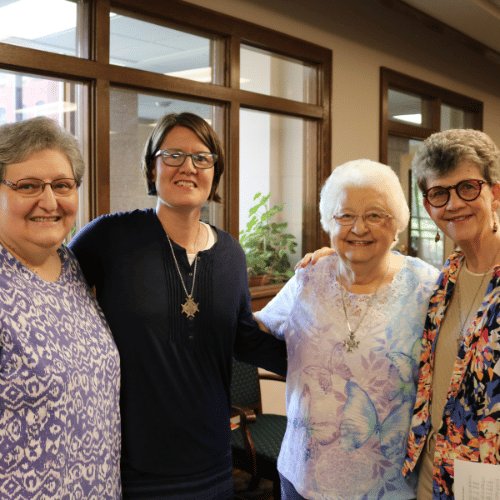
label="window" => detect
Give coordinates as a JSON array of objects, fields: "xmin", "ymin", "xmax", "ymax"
[
  {"xmin": 0, "ymin": 0, "xmax": 85, "ymax": 57},
  {"xmin": 380, "ymin": 68, "xmax": 482, "ymax": 267},
  {"xmin": 0, "ymin": 68, "xmax": 89, "ymax": 231},
  {"xmin": 0, "ymin": 0, "xmax": 331, "ymax": 291}
]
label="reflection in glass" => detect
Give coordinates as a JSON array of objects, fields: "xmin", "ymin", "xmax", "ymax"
[
  {"xmin": 0, "ymin": 0, "xmax": 81, "ymax": 57},
  {"xmin": 110, "ymin": 13, "xmax": 221, "ymax": 83},
  {"xmin": 240, "ymin": 45, "xmax": 317, "ymax": 104},
  {"xmin": 0, "ymin": 69, "xmax": 88, "ymax": 232},
  {"xmin": 109, "ymin": 88, "xmax": 224, "ymax": 224},
  {"xmin": 388, "ymin": 89, "xmax": 429, "ymax": 127},
  {"xmin": 239, "ymin": 109, "xmax": 314, "ymax": 266}
]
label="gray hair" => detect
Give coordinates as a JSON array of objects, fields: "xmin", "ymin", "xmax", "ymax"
[
  {"xmin": 319, "ymin": 159, "xmax": 410, "ymax": 236},
  {"xmin": 413, "ymin": 129, "xmax": 500, "ymax": 192},
  {"xmin": 0, "ymin": 116, "xmax": 84, "ymax": 184}
]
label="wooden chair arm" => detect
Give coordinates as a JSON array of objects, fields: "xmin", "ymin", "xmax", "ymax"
[
  {"xmin": 231, "ymin": 405, "xmax": 257, "ymax": 423},
  {"xmin": 259, "ymin": 373, "xmax": 285, "ymax": 383},
  {"xmin": 231, "ymin": 405, "xmax": 258, "ymax": 476}
]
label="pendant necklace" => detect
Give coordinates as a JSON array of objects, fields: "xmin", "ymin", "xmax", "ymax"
[
  {"xmin": 166, "ymin": 223, "xmax": 201, "ymax": 319},
  {"xmin": 339, "ymin": 260, "xmax": 390, "ymax": 353}
]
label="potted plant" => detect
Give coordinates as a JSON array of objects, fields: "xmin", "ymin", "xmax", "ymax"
[{"xmin": 239, "ymin": 192, "xmax": 298, "ymax": 286}]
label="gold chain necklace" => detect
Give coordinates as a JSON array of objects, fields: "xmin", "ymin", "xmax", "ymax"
[
  {"xmin": 166, "ymin": 223, "xmax": 201, "ymax": 319},
  {"xmin": 339, "ymin": 261, "xmax": 390, "ymax": 353}
]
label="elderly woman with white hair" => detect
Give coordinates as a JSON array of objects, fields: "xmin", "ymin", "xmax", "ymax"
[{"xmin": 255, "ymin": 159, "xmax": 439, "ymax": 499}]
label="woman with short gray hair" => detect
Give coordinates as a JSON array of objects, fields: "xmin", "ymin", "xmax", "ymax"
[
  {"xmin": 402, "ymin": 129, "xmax": 500, "ymax": 499},
  {"xmin": 0, "ymin": 116, "xmax": 121, "ymax": 498},
  {"xmin": 256, "ymin": 159, "xmax": 438, "ymax": 499}
]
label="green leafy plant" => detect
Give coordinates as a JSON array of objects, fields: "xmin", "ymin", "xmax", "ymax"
[{"xmin": 239, "ymin": 192, "xmax": 297, "ymax": 284}]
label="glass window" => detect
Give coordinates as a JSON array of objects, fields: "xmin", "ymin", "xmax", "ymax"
[
  {"xmin": 0, "ymin": 0, "xmax": 83, "ymax": 57},
  {"xmin": 388, "ymin": 89, "xmax": 431, "ymax": 127},
  {"xmin": 110, "ymin": 13, "xmax": 222, "ymax": 84},
  {"xmin": 387, "ymin": 135, "xmax": 443, "ymax": 267},
  {"xmin": 240, "ymin": 44, "xmax": 317, "ymax": 104},
  {"xmin": 440, "ymin": 104, "xmax": 476, "ymax": 130},
  {"xmin": 0, "ymin": 68, "xmax": 89, "ymax": 233},
  {"xmin": 109, "ymin": 87, "xmax": 224, "ymax": 224},
  {"xmin": 410, "ymin": 171, "xmax": 444, "ymax": 269},
  {"xmin": 239, "ymin": 109, "xmax": 316, "ymax": 271}
]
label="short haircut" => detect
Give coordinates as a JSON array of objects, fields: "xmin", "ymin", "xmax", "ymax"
[
  {"xmin": 319, "ymin": 158, "xmax": 410, "ymax": 236},
  {"xmin": 141, "ymin": 112, "xmax": 225, "ymax": 203},
  {"xmin": 0, "ymin": 116, "xmax": 84, "ymax": 184},
  {"xmin": 413, "ymin": 129, "xmax": 500, "ymax": 192}
]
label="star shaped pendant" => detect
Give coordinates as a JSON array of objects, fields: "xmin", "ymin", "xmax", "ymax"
[
  {"xmin": 181, "ymin": 296, "xmax": 199, "ymax": 319},
  {"xmin": 343, "ymin": 332, "xmax": 360, "ymax": 353}
]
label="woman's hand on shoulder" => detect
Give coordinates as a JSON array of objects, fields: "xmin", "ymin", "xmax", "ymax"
[{"xmin": 295, "ymin": 247, "xmax": 335, "ymax": 269}]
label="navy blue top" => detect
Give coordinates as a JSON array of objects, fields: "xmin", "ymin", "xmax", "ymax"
[{"xmin": 69, "ymin": 209, "xmax": 286, "ymax": 483}]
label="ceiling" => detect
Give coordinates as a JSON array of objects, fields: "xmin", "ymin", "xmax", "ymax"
[{"xmin": 402, "ymin": 0, "xmax": 500, "ymax": 53}]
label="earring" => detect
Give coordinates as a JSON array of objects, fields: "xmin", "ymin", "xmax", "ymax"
[
  {"xmin": 435, "ymin": 231, "xmax": 441, "ymax": 243},
  {"xmin": 494, "ymin": 220, "xmax": 498, "ymax": 233}
]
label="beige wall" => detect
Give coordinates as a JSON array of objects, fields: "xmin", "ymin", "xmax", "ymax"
[{"xmin": 185, "ymin": 0, "xmax": 500, "ymax": 416}]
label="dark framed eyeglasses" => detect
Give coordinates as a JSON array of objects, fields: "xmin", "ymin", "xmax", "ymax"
[
  {"xmin": 423, "ymin": 179, "xmax": 487, "ymax": 208},
  {"xmin": 154, "ymin": 149, "xmax": 217, "ymax": 170},
  {"xmin": 1, "ymin": 177, "xmax": 78, "ymax": 197}
]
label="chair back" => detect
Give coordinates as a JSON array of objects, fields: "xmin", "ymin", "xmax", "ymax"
[{"xmin": 231, "ymin": 359, "xmax": 262, "ymax": 413}]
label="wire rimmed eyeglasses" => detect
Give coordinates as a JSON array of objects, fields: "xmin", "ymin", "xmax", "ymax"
[
  {"xmin": 154, "ymin": 149, "xmax": 217, "ymax": 169},
  {"xmin": 332, "ymin": 211, "xmax": 393, "ymax": 226},
  {"xmin": 423, "ymin": 179, "xmax": 487, "ymax": 208},
  {"xmin": 1, "ymin": 177, "xmax": 78, "ymax": 197}
]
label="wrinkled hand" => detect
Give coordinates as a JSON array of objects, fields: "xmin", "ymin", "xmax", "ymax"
[{"xmin": 295, "ymin": 247, "xmax": 335, "ymax": 269}]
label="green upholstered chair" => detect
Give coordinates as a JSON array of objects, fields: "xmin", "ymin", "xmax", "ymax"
[{"xmin": 230, "ymin": 359, "xmax": 287, "ymax": 499}]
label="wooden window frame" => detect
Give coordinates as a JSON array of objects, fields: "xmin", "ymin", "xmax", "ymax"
[
  {"xmin": 0, "ymin": 0, "xmax": 332, "ymax": 260},
  {"xmin": 380, "ymin": 67, "xmax": 483, "ymax": 161},
  {"xmin": 379, "ymin": 67, "xmax": 483, "ymax": 262}
]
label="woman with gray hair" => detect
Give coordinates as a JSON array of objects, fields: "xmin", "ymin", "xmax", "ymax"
[
  {"xmin": 402, "ymin": 129, "xmax": 500, "ymax": 499},
  {"xmin": 256, "ymin": 159, "xmax": 438, "ymax": 499},
  {"xmin": 0, "ymin": 117, "xmax": 121, "ymax": 498}
]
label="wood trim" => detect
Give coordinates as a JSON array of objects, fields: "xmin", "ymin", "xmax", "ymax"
[
  {"xmin": 113, "ymin": 0, "xmax": 331, "ymax": 64},
  {"xmin": 377, "ymin": 0, "xmax": 500, "ymax": 65}
]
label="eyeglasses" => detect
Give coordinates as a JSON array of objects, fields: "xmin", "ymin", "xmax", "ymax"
[
  {"xmin": 154, "ymin": 149, "xmax": 217, "ymax": 170},
  {"xmin": 333, "ymin": 211, "xmax": 393, "ymax": 226},
  {"xmin": 1, "ymin": 177, "xmax": 78, "ymax": 197},
  {"xmin": 423, "ymin": 179, "xmax": 487, "ymax": 208}
]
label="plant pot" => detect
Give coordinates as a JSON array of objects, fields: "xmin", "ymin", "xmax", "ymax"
[{"xmin": 248, "ymin": 274, "xmax": 271, "ymax": 287}]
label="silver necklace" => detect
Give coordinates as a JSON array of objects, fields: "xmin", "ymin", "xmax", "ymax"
[
  {"xmin": 455, "ymin": 266, "xmax": 489, "ymax": 344},
  {"xmin": 339, "ymin": 262, "xmax": 390, "ymax": 353},
  {"xmin": 166, "ymin": 223, "xmax": 201, "ymax": 319}
]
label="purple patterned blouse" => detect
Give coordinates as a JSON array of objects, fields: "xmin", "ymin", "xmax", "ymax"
[{"xmin": 0, "ymin": 245, "xmax": 121, "ymax": 498}]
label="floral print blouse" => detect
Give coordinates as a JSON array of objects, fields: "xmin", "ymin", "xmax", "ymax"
[
  {"xmin": 402, "ymin": 251, "xmax": 500, "ymax": 499},
  {"xmin": 257, "ymin": 254, "xmax": 438, "ymax": 499}
]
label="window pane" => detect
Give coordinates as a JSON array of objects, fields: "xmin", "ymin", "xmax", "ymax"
[
  {"xmin": 239, "ymin": 109, "xmax": 314, "ymax": 280},
  {"xmin": 387, "ymin": 135, "xmax": 444, "ymax": 268},
  {"xmin": 0, "ymin": 69, "xmax": 89, "ymax": 232},
  {"xmin": 110, "ymin": 13, "xmax": 222, "ymax": 84},
  {"xmin": 240, "ymin": 45, "xmax": 317, "ymax": 104},
  {"xmin": 0, "ymin": 0, "xmax": 84, "ymax": 57},
  {"xmin": 109, "ymin": 88, "xmax": 224, "ymax": 224},
  {"xmin": 388, "ymin": 89, "xmax": 431, "ymax": 127},
  {"xmin": 440, "ymin": 104, "xmax": 476, "ymax": 130}
]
